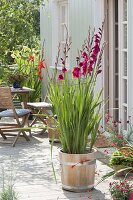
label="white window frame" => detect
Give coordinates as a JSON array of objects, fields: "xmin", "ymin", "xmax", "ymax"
[
  {"xmin": 119, "ymin": 0, "xmax": 128, "ymax": 129},
  {"xmin": 103, "ymin": 0, "xmax": 128, "ymax": 128},
  {"xmin": 104, "ymin": 0, "xmax": 119, "ymax": 119},
  {"xmin": 51, "ymin": 0, "xmax": 69, "ymax": 69}
]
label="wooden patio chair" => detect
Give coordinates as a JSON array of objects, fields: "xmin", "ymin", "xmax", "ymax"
[
  {"xmin": 27, "ymin": 96, "xmax": 52, "ymax": 128},
  {"xmin": 0, "ymin": 87, "xmax": 31, "ymax": 147}
]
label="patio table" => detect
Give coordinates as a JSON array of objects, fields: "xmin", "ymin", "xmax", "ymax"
[{"xmin": 11, "ymin": 87, "xmax": 34, "ymax": 108}]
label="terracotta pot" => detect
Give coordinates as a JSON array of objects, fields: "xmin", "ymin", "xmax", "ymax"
[{"xmin": 59, "ymin": 149, "xmax": 97, "ymax": 192}]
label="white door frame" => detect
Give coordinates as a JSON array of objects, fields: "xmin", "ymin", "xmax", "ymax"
[{"xmin": 103, "ymin": 0, "xmax": 116, "ymax": 116}]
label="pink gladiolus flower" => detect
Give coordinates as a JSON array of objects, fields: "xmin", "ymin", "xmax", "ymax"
[
  {"xmin": 82, "ymin": 52, "xmax": 88, "ymax": 58},
  {"xmin": 129, "ymin": 192, "xmax": 133, "ymax": 200},
  {"xmin": 88, "ymin": 66, "xmax": 93, "ymax": 74},
  {"xmin": 95, "ymin": 38, "xmax": 100, "ymax": 44},
  {"xmin": 62, "ymin": 60, "xmax": 65, "ymax": 65},
  {"xmin": 97, "ymin": 69, "xmax": 102, "ymax": 75},
  {"xmin": 79, "ymin": 62, "xmax": 83, "ymax": 67},
  {"xmin": 95, "ymin": 34, "xmax": 100, "ymax": 39},
  {"xmin": 57, "ymin": 74, "xmax": 64, "ymax": 80},
  {"xmin": 93, "ymin": 44, "xmax": 100, "ymax": 54},
  {"xmin": 80, "ymin": 57, "xmax": 88, "ymax": 67},
  {"xmin": 91, "ymin": 54, "xmax": 97, "ymax": 62},
  {"xmin": 62, "ymin": 67, "xmax": 67, "ymax": 73},
  {"xmin": 89, "ymin": 60, "xmax": 94, "ymax": 67},
  {"xmin": 82, "ymin": 65, "xmax": 87, "ymax": 75},
  {"xmin": 72, "ymin": 67, "xmax": 81, "ymax": 78}
]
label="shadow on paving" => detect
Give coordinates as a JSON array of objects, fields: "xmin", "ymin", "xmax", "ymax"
[
  {"xmin": 0, "ymin": 134, "xmax": 60, "ymax": 188},
  {"xmin": 62, "ymin": 188, "xmax": 108, "ymax": 200},
  {"xmin": 0, "ymin": 133, "xmax": 112, "ymax": 199}
]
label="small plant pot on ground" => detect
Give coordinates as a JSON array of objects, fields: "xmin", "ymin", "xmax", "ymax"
[
  {"xmin": 48, "ymin": 128, "xmax": 60, "ymax": 143},
  {"xmin": 46, "ymin": 117, "xmax": 60, "ymax": 143},
  {"xmin": 59, "ymin": 149, "xmax": 97, "ymax": 192}
]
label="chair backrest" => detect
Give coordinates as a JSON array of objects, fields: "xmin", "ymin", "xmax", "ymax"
[{"xmin": 0, "ymin": 87, "xmax": 14, "ymax": 109}]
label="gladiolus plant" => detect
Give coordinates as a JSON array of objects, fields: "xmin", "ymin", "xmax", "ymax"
[{"xmin": 48, "ymin": 24, "xmax": 106, "ymax": 154}]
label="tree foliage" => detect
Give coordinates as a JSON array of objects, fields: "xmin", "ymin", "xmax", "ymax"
[{"xmin": 0, "ymin": 0, "xmax": 43, "ymax": 63}]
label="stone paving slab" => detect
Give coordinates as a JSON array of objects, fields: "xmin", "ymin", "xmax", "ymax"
[{"xmin": 0, "ymin": 132, "xmax": 113, "ymax": 200}]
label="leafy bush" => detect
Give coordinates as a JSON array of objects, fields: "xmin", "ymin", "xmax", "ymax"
[
  {"xmin": 109, "ymin": 147, "xmax": 133, "ymax": 167},
  {"xmin": 8, "ymin": 46, "xmax": 43, "ymax": 102},
  {"xmin": 105, "ymin": 113, "xmax": 133, "ymax": 148},
  {"xmin": 0, "ymin": 0, "xmax": 44, "ymax": 64},
  {"xmin": 100, "ymin": 144, "xmax": 133, "ymax": 183},
  {"xmin": 109, "ymin": 180, "xmax": 133, "ymax": 200}
]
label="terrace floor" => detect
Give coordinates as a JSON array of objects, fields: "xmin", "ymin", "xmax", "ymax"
[{"xmin": 0, "ymin": 130, "xmax": 115, "ymax": 200}]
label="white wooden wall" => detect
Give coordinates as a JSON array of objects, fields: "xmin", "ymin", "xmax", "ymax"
[
  {"xmin": 68, "ymin": 0, "xmax": 93, "ymax": 66},
  {"xmin": 40, "ymin": 1, "xmax": 52, "ymax": 96},
  {"xmin": 40, "ymin": 0, "xmax": 104, "ymax": 95},
  {"xmin": 40, "ymin": 0, "xmax": 105, "ymax": 64}
]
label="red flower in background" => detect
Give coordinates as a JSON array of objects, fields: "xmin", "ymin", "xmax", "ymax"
[
  {"xmin": 38, "ymin": 60, "xmax": 45, "ymax": 70},
  {"xmin": 29, "ymin": 54, "xmax": 35, "ymax": 62},
  {"xmin": 109, "ymin": 180, "xmax": 132, "ymax": 200},
  {"xmin": 37, "ymin": 71, "xmax": 41, "ymax": 75},
  {"xmin": 38, "ymin": 76, "xmax": 43, "ymax": 80},
  {"xmin": 37, "ymin": 59, "xmax": 45, "ymax": 81}
]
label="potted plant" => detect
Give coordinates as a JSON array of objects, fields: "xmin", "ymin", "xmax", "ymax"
[
  {"xmin": 100, "ymin": 144, "xmax": 133, "ymax": 185},
  {"xmin": 4, "ymin": 66, "xmax": 28, "ymax": 88},
  {"xmin": 48, "ymin": 24, "xmax": 105, "ymax": 192},
  {"xmin": 109, "ymin": 144, "xmax": 133, "ymax": 176},
  {"xmin": 45, "ymin": 116, "xmax": 60, "ymax": 143},
  {"xmin": 109, "ymin": 180, "xmax": 133, "ymax": 200}
]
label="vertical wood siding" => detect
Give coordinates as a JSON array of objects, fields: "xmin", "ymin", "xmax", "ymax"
[
  {"xmin": 40, "ymin": 2, "xmax": 52, "ymax": 97},
  {"xmin": 69, "ymin": 0, "xmax": 93, "ymax": 66},
  {"xmin": 40, "ymin": 0, "xmax": 104, "ymax": 96},
  {"xmin": 40, "ymin": 2, "xmax": 52, "ymax": 66}
]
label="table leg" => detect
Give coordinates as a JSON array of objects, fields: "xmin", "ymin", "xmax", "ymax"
[{"xmin": 21, "ymin": 93, "xmax": 29, "ymax": 108}]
